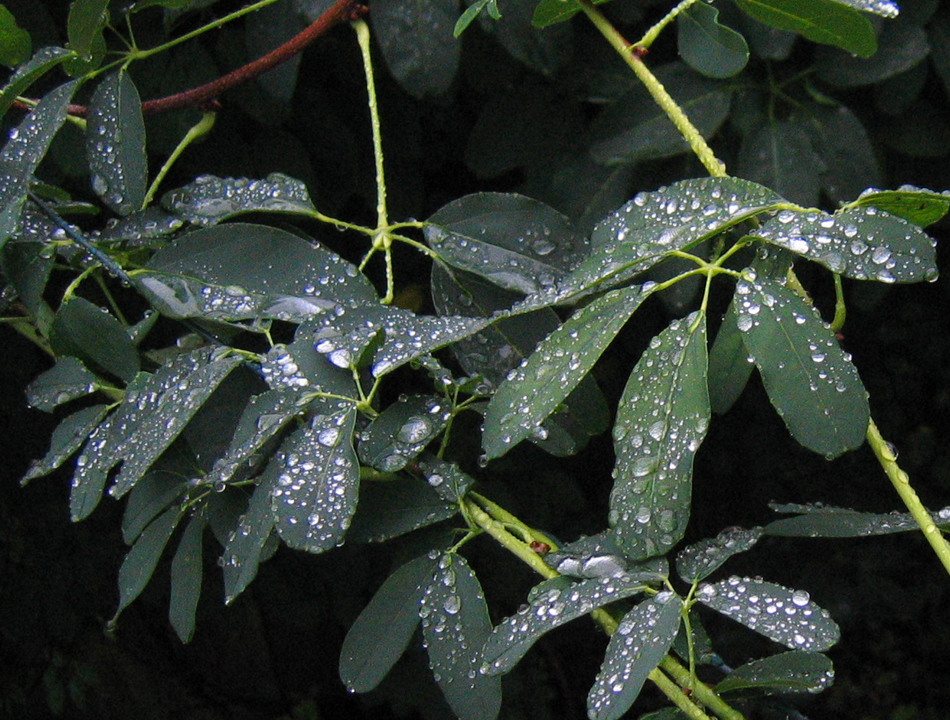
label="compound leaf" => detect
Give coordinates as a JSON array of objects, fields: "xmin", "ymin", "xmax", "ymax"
[
  {"xmin": 678, "ymin": 1, "xmax": 749, "ymax": 79},
  {"xmin": 421, "ymin": 553, "xmax": 501, "ymax": 720},
  {"xmin": 732, "ymin": 0, "xmax": 876, "ymax": 57},
  {"xmin": 162, "ymin": 173, "xmax": 317, "ymax": 226},
  {"xmin": 732, "ymin": 273, "xmax": 869, "ymax": 457},
  {"xmin": 370, "ymin": 311, "xmax": 491, "ymax": 377},
  {"xmin": 587, "ymin": 593, "xmax": 682, "ymax": 720},
  {"xmin": 715, "ymin": 651, "xmax": 835, "ymax": 695},
  {"xmin": 340, "ymin": 553, "xmax": 440, "ymax": 693},
  {"xmin": 169, "ymin": 514, "xmax": 205, "ymax": 643},
  {"xmin": 696, "ymin": 576, "xmax": 840, "ymax": 651},
  {"xmin": 676, "ymin": 526, "xmax": 763, "ymax": 583},
  {"xmin": 609, "ymin": 313, "xmax": 710, "ymax": 561}
]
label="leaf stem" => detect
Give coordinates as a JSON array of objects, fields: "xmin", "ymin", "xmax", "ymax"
[
  {"xmin": 142, "ymin": 110, "xmax": 217, "ymax": 209},
  {"xmin": 830, "ymin": 273, "xmax": 846, "ymax": 333},
  {"xmin": 638, "ymin": 0, "xmax": 702, "ymax": 49}
]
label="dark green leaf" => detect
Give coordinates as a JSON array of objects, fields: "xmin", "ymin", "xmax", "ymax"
[
  {"xmin": 69, "ymin": 412, "xmax": 115, "ymax": 520},
  {"xmin": 21, "ymin": 404, "xmax": 108, "ymax": 483},
  {"xmin": 609, "ymin": 313, "xmax": 710, "ymax": 561},
  {"xmin": 0, "ymin": 5, "xmax": 31, "ymax": 67},
  {"xmin": 303, "ymin": 303, "xmax": 390, "ymax": 371},
  {"xmin": 162, "ymin": 173, "xmax": 317, "ymax": 226},
  {"xmin": 589, "ymin": 63, "xmax": 732, "ymax": 165},
  {"xmin": 753, "ymin": 205, "xmax": 939, "ymax": 283},
  {"xmin": 425, "ymin": 193, "xmax": 586, "ymax": 295},
  {"xmin": 50, "ymin": 297, "xmax": 140, "ymax": 383},
  {"xmin": 715, "ymin": 651, "xmax": 835, "ymax": 695},
  {"xmin": 696, "ymin": 576, "xmax": 840, "ymax": 651},
  {"xmin": 707, "ymin": 305, "xmax": 754, "ymax": 415},
  {"xmin": 532, "ymin": 0, "xmax": 610, "ymax": 29},
  {"xmin": 421, "ymin": 553, "xmax": 501, "ymax": 720},
  {"xmin": 482, "ymin": 568, "xmax": 663, "ymax": 676},
  {"xmin": 815, "ymin": 23, "xmax": 930, "ymax": 87},
  {"xmin": 86, "ymin": 70, "xmax": 147, "ymax": 215},
  {"xmin": 122, "ymin": 460, "xmax": 191, "ymax": 544},
  {"xmin": 270, "ymin": 401, "xmax": 359, "ymax": 553},
  {"xmin": 545, "ymin": 540, "xmax": 669, "ymax": 580},
  {"xmin": 676, "ymin": 526, "xmax": 763, "ymax": 583},
  {"xmin": 587, "ymin": 593, "xmax": 682, "ymax": 720},
  {"xmin": 346, "ymin": 477, "xmax": 458, "ymax": 544},
  {"xmin": 455, "ymin": 0, "xmax": 499, "ymax": 37},
  {"xmin": 732, "ymin": 273, "xmax": 869, "ymax": 457},
  {"xmin": 414, "ymin": 455, "xmax": 475, "ymax": 503},
  {"xmin": 765, "ymin": 502, "xmax": 950, "ymax": 536},
  {"xmin": 97, "ymin": 207, "xmax": 185, "ymax": 245},
  {"xmin": 111, "ymin": 506, "xmax": 182, "ymax": 625},
  {"xmin": 2, "ymin": 239, "xmax": 54, "ymax": 316},
  {"xmin": 931, "ymin": 10, "xmax": 950, "ymax": 98},
  {"xmin": 264, "ymin": 336, "xmax": 357, "ymax": 398},
  {"xmin": 169, "ymin": 515, "xmax": 205, "ymax": 643},
  {"xmin": 678, "ymin": 2, "xmax": 749, "ymax": 79},
  {"xmin": 483, "ymin": 284, "xmax": 650, "ymax": 459},
  {"xmin": 1, "ymin": 80, "xmax": 78, "ymax": 249},
  {"xmin": 370, "ymin": 311, "xmax": 492, "ymax": 377},
  {"xmin": 67, "ymin": 0, "xmax": 108, "ymax": 60},
  {"xmin": 25, "ymin": 356, "xmax": 100, "ymax": 412},
  {"xmin": 850, "ymin": 186, "xmax": 950, "ymax": 228},
  {"xmin": 221, "ymin": 473, "xmax": 279, "ymax": 605},
  {"xmin": 340, "ymin": 553, "xmax": 440, "ymax": 692},
  {"xmin": 1, "ymin": 47, "xmax": 73, "ymax": 121},
  {"xmin": 737, "ymin": 121, "xmax": 823, "ymax": 207},
  {"xmin": 732, "ymin": 0, "xmax": 876, "ymax": 57},
  {"xmin": 371, "ymin": 0, "xmax": 459, "ymax": 98},
  {"xmin": 477, "ymin": 0, "xmax": 571, "ymax": 76},
  {"xmin": 831, "ymin": 0, "xmax": 898, "ymax": 17},
  {"xmin": 358, "ymin": 395, "xmax": 452, "ymax": 472}
]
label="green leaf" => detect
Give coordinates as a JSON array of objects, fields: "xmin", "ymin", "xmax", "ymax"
[
  {"xmin": 732, "ymin": 273, "xmax": 869, "ymax": 457},
  {"xmin": 358, "ymin": 395, "xmax": 452, "ymax": 472},
  {"xmin": 753, "ymin": 205, "xmax": 939, "ymax": 283},
  {"xmin": 482, "ymin": 564, "xmax": 664, "ymax": 676},
  {"xmin": 221, "ymin": 473, "xmax": 278, "ymax": 605},
  {"xmin": 339, "ymin": 553, "xmax": 440, "ymax": 692},
  {"xmin": 370, "ymin": 311, "xmax": 492, "ymax": 377},
  {"xmin": 421, "ymin": 553, "xmax": 501, "ymax": 720},
  {"xmin": 532, "ymin": 0, "xmax": 611, "ymax": 28},
  {"xmin": 476, "ymin": 0, "xmax": 571, "ymax": 77},
  {"xmin": 831, "ymin": 0, "xmax": 898, "ymax": 17},
  {"xmin": 425, "ymin": 192, "xmax": 586, "ymax": 295},
  {"xmin": 111, "ymin": 506, "xmax": 182, "ymax": 626},
  {"xmin": 732, "ymin": 0, "xmax": 876, "ymax": 57},
  {"xmin": 169, "ymin": 515, "xmax": 205, "ymax": 643},
  {"xmin": 67, "ymin": 0, "xmax": 108, "ymax": 59},
  {"xmin": 455, "ymin": 0, "xmax": 500, "ymax": 37},
  {"xmin": 737, "ymin": 121, "xmax": 823, "ymax": 207},
  {"xmin": 931, "ymin": 10, "xmax": 950, "ymax": 98},
  {"xmin": 304, "ymin": 304, "xmax": 391, "ymax": 371},
  {"xmin": 715, "ymin": 651, "xmax": 835, "ymax": 695},
  {"xmin": 270, "ymin": 401, "xmax": 359, "ymax": 553},
  {"xmin": 678, "ymin": 1, "xmax": 749, "ymax": 79},
  {"xmin": 815, "ymin": 23, "xmax": 930, "ymax": 86},
  {"xmin": 0, "ymin": 5, "xmax": 31, "ymax": 67},
  {"xmin": 0, "ymin": 46, "xmax": 73, "ymax": 120},
  {"xmin": 676, "ymin": 526, "xmax": 763, "ymax": 583},
  {"xmin": 162, "ymin": 173, "xmax": 318, "ymax": 226},
  {"xmin": 1, "ymin": 80, "xmax": 78, "ymax": 249},
  {"xmin": 122, "ymin": 457, "xmax": 191, "ymax": 544},
  {"xmin": 1, "ymin": 239, "xmax": 54, "ymax": 316},
  {"xmin": 849, "ymin": 186, "xmax": 950, "ymax": 228},
  {"xmin": 483, "ymin": 284, "xmax": 651, "ymax": 459},
  {"xmin": 371, "ymin": 0, "xmax": 460, "ymax": 98},
  {"xmin": 86, "ymin": 70, "xmax": 147, "ymax": 216},
  {"xmin": 98, "ymin": 207, "xmax": 184, "ymax": 245},
  {"xmin": 589, "ymin": 63, "xmax": 732, "ymax": 165},
  {"xmin": 765, "ymin": 502, "xmax": 950, "ymax": 536},
  {"xmin": 707, "ymin": 305, "xmax": 754, "ymax": 415},
  {"xmin": 345, "ymin": 477, "xmax": 458, "ymax": 544},
  {"xmin": 415, "ymin": 455, "xmax": 476, "ymax": 503},
  {"xmin": 21, "ymin": 404, "xmax": 108, "ymax": 483},
  {"xmin": 264, "ymin": 336, "xmax": 357, "ymax": 398},
  {"xmin": 587, "ymin": 593, "xmax": 682, "ymax": 720},
  {"xmin": 696, "ymin": 576, "xmax": 840, "ymax": 651},
  {"xmin": 50, "ymin": 297, "xmax": 141, "ymax": 383},
  {"xmin": 609, "ymin": 313, "xmax": 710, "ymax": 561},
  {"xmin": 25, "ymin": 356, "xmax": 100, "ymax": 412},
  {"xmin": 546, "ymin": 540, "xmax": 669, "ymax": 580}
]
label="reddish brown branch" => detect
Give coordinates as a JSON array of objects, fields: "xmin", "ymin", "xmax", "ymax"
[{"xmin": 14, "ymin": 0, "xmax": 366, "ymax": 118}]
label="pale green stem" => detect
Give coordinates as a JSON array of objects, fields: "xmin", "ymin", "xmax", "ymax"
[
  {"xmin": 867, "ymin": 419, "xmax": 950, "ymax": 578},
  {"xmin": 660, "ymin": 657, "xmax": 744, "ymax": 720},
  {"xmin": 638, "ymin": 0, "xmax": 702, "ymax": 48},
  {"xmin": 576, "ymin": 0, "xmax": 726, "ymax": 178},
  {"xmin": 142, "ymin": 111, "xmax": 217, "ymax": 209},
  {"xmin": 830, "ymin": 273, "xmax": 846, "ymax": 333}
]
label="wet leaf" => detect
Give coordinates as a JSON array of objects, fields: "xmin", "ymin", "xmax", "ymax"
[
  {"xmin": 162, "ymin": 173, "xmax": 317, "ymax": 226},
  {"xmin": 678, "ymin": 1, "xmax": 749, "ymax": 79},
  {"xmin": 696, "ymin": 576, "xmax": 840, "ymax": 651},
  {"xmin": 478, "ymin": 0, "xmax": 571, "ymax": 77},
  {"xmin": 86, "ymin": 70, "xmax": 147, "ymax": 215},
  {"xmin": 270, "ymin": 401, "xmax": 359, "ymax": 553},
  {"xmin": 170, "ymin": 515, "xmax": 205, "ymax": 643},
  {"xmin": 339, "ymin": 553, "xmax": 440, "ymax": 692},
  {"xmin": 765, "ymin": 502, "xmax": 950, "ymax": 536},
  {"xmin": 831, "ymin": 0, "xmax": 898, "ymax": 17},
  {"xmin": 1, "ymin": 80, "xmax": 78, "ymax": 248},
  {"xmin": 1, "ymin": 237, "xmax": 54, "ymax": 316},
  {"xmin": 676, "ymin": 526, "xmax": 763, "ymax": 583},
  {"xmin": 707, "ymin": 305, "xmax": 754, "ymax": 415},
  {"xmin": 25, "ymin": 356, "xmax": 101, "ymax": 412},
  {"xmin": 371, "ymin": 311, "xmax": 491, "ymax": 377},
  {"xmin": 67, "ymin": 0, "xmax": 108, "ymax": 62},
  {"xmin": 346, "ymin": 477, "xmax": 458, "ymax": 543},
  {"xmin": 732, "ymin": 0, "xmax": 876, "ymax": 57},
  {"xmin": 482, "ymin": 570, "xmax": 661, "ymax": 676},
  {"xmin": 732, "ymin": 273, "xmax": 869, "ymax": 457},
  {"xmin": 302, "ymin": 303, "xmax": 391, "ymax": 371},
  {"xmin": 414, "ymin": 455, "xmax": 475, "ymax": 503},
  {"xmin": 0, "ymin": 47, "xmax": 73, "ymax": 120},
  {"xmin": 96, "ymin": 207, "xmax": 185, "ymax": 245},
  {"xmin": 122, "ymin": 456, "xmax": 191, "ymax": 544},
  {"xmin": 50, "ymin": 297, "xmax": 140, "ymax": 383},
  {"xmin": 546, "ymin": 540, "xmax": 669, "ymax": 581},
  {"xmin": 715, "ymin": 651, "xmax": 835, "ymax": 695},
  {"xmin": 850, "ymin": 185, "xmax": 950, "ymax": 228},
  {"xmin": 587, "ymin": 593, "xmax": 682, "ymax": 720},
  {"xmin": 358, "ymin": 395, "xmax": 452, "ymax": 473},
  {"xmin": 425, "ymin": 192, "xmax": 586, "ymax": 295},
  {"xmin": 221, "ymin": 472, "xmax": 278, "ymax": 604},
  {"xmin": 21, "ymin": 404, "xmax": 108, "ymax": 483},
  {"xmin": 609, "ymin": 313, "xmax": 710, "ymax": 561},
  {"xmin": 532, "ymin": 0, "xmax": 610, "ymax": 28},
  {"xmin": 737, "ymin": 121, "xmax": 823, "ymax": 207},
  {"xmin": 421, "ymin": 553, "xmax": 501, "ymax": 720},
  {"xmin": 483, "ymin": 284, "xmax": 651, "ymax": 459},
  {"xmin": 263, "ymin": 337, "xmax": 356, "ymax": 398}
]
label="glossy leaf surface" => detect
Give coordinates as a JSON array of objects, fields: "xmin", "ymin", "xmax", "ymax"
[
  {"xmin": 707, "ymin": 305, "xmax": 754, "ymax": 415},
  {"xmin": 696, "ymin": 576, "xmax": 840, "ymax": 651},
  {"xmin": 221, "ymin": 473, "xmax": 278, "ymax": 604},
  {"xmin": 358, "ymin": 394, "xmax": 452, "ymax": 472},
  {"xmin": 169, "ymin": 515, "xmax": 205, "ymax": 643},
  {"xmin": 765, "ymin": 502, "xmax": 950, "ymax": 537},
  {"xmin": 609, "ymin": 313, "xmax": 710, "ymax": 561},
  {"xmin": 716, "ymin": 651, "xmax": 834, "ymax": 695},
  {"xmin": 850, "ymin": 186, "xmax": 950, "ymax": 228},
  {"xmin": 0, "ymin": 47, "xmax": 72, "ymax": 119},
  {"xmin": 732, "ymin": 0, "xmax": 876, "ymax": 57},
  {"xmin": 678, "ymin": 2, "xmax": 749, "ymax": 79},
  {"xmin": 414, "ymin": 455, "xmax": 475, "ymax": 503},
  {"xmin": 733, "ymin": 273, "xmax": 869, "ymax": 457},
  {"xmin": 370, "ymin": 311, "xmax": 491, "ymax": 377},
  {"xmin": 50, "ymin": 298, "xmax": 140, "ymax": 383},
  {"xmin": 21, "ymin": 404, "xmax": 108, "ymax": 483},
  {"xmin": 162, "ymin": 173, "xmax": 317, "ymax": 225},
  {"xmin": 587, "ymin": 593, "xmax": 682, "ymax": 720},
  {"xmin": 112, "ymin": 506, "xmax": 182, "ymax": 624},
  {"xmin": 421, "ymin": 553, "xmax": 501, "ymax": 720},
  {"xmin": 346, "ymin": 477, "xmax": 457, "ymax": 543},
  {"xmin": 25, "ymin": 356, "xmax": 100, "ymax": 412},
  {"xmin": 676, "ymin": 526, "xmax": 763, "ymax": 583}
]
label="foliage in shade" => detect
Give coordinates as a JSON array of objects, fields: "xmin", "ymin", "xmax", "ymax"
[{"xmin": 715, "ymin": 651, "xmax": 835, "ymax": 695}]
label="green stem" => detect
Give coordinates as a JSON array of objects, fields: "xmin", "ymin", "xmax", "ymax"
[
  {"xmin": 660, "ymin": 657, "xmax": 744, "ymax": 720},
  {"xmin": 638, "ymin": 0, "xmax": 702, "ymax": 48},
  {"xmin": 576, "ymin": 0, "xmax": 726, "ymax": 178},
  {"xmin": 867, "ymin": 419, "xmax": 950, "ymax": 578},
  {"xmin": 830, "ymin": 274, "xmax": 846, "ymax": 333},
  {"xmin": 142, "ymin": 111, "xmax": 217, "ymax": 209}
]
